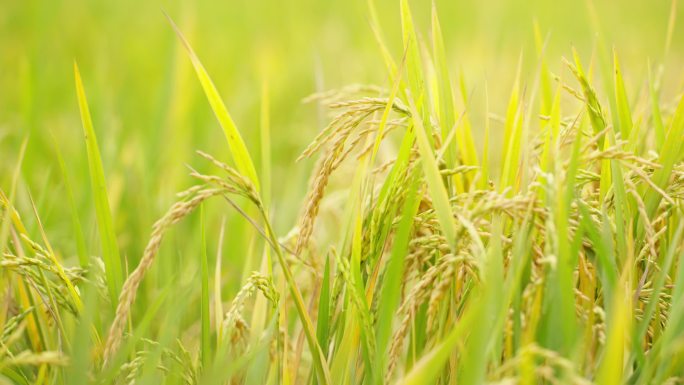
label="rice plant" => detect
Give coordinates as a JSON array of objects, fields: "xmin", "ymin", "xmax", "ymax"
[{"xmin": 1, "ymin": 0, "xmax": 684, "ymax": 384}]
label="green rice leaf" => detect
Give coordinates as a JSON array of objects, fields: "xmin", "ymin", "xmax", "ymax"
[
  {"xmin": 200, "ymin": 204, "xmax": 211, "ymax": 368},
  {"xmin": 406, "ymin": 96, "xmax": 457, "ymax": 252},
  {"xmin": 374, "ymin": 175, "xmax": 421, "ymax": 384},
  {"xmin": 165, "ymin": 12, "xmax": 260, "ymax": 190},
  {"xmin": 74, "ymin": 62, "xmax": 123, "ymax": 303},
  {"xmin": 612, "ymin": 50, "xmax": 632, "ymax": 139}
]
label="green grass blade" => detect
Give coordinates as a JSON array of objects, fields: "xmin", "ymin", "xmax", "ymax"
[
  {"xmin": 596, "ymin": 270, "xmax": 631, "ymax": 385},
  {"xmin": 400, "ymin": 0, "xmax": 425, "ymax": 111},
  {"xmin": 541, "ymin": 122, "xmax": 582, "ymax": 354},
  {"xmin": 165, "ymin": 12, "xmax": 260, "ymax": 190},
  {"xmin": 200, "ymin": 204, "xmax": 211, "ymax": 368},
  {"xmin": 480, "ymin": 83, "xmax": 490, "ymax": 189},
  {"xmin": 374, "ymin": 175, "xmax": 421, "ymax": 384},
  {"xmin": 612, "ymin": 50, "xmax": 632, "ymax": 139},
  {"xmin": 406, "ymin": 96, "xmax": 457, "ymax": 252},
  {"xmin": 500, "ymin": 57, "xmax": 523, "ymax": 192},
  {"xmin": 397, "ymin": 299, "xmax": 477, "ymax": 385},
  {"xmin": 214, "ymin": 218, "xmax": 226, "ymax": 343},
  {"xmin": 460, "ymin": 219, "xmax": 504, "ymax": 385},
  {"xmin": 315, "ymin": 254, "xmax": 331, "ymax": 355},
  {"xmin": 599, "ymin": 131, "xmax": 612, "ymax": 203},
  {"xmin": 74, "ymin": 62, "xmax": 123, "ymax": 303}
]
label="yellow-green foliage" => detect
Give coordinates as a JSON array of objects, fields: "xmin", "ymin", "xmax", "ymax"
[{"xmin": 1, "ymin": 1, "xmax": 684, "ymax": 384}]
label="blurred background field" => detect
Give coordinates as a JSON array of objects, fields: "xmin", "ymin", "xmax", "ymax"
[{"xmin": 0, "ymin": 0, "xmax": 682, "ymax": 327}]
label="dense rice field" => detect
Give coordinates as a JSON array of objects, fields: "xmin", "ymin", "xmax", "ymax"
[{"xmin": 2, "ymin": 0, "xmax": 684, "ymax": 384}]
